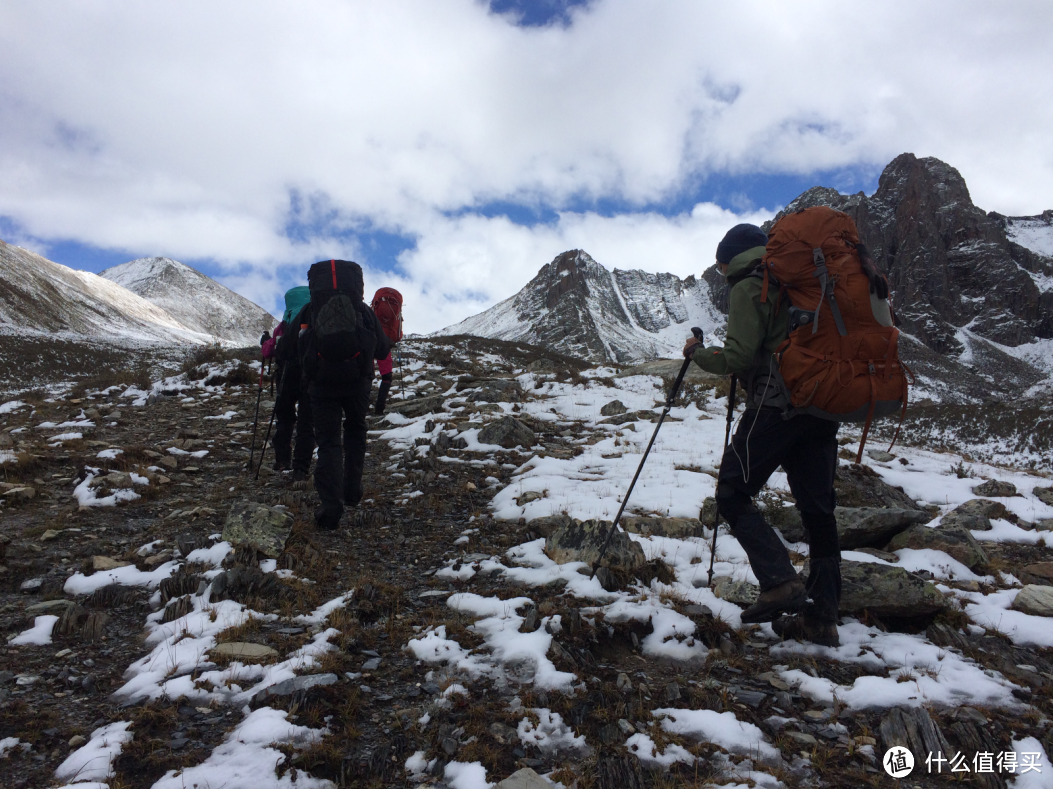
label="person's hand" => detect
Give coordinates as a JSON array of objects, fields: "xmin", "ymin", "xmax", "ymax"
[{"xmin": 683, "ymin": 335, "xmax": 703, "ymax": 358}]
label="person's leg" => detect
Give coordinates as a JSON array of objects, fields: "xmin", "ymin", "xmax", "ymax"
[
  {"xmin": 715, "ymin": 408, "xmax": 799, "ymax": 591},
  {"xmin": 375, "ymin": 373, "xmax": 392, "ymax": 415},
  {"xmin": 310, "ymin": 392, "xmax": 343, "ymax": 528},
  {"xmin": 343, "ymin": 382, "xmax": 370, "ymax": 507},
  {"xmin": 781, "ymin": 415, "xmax": 841, "ymax": 622},
  {"xmin": 292, "ymin": 376, "xmax": 315, "ymax": 477},
  {"xmin": 271, "ymin": 378, "xmax": 296, "ymax": 470}
]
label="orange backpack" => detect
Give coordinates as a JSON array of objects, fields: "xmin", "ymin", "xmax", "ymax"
[{"xmin": 762, "ymin": 206, "xmax": 911, "ymax": 463}]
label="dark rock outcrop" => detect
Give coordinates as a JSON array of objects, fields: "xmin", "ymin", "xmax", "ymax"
[{"xmin": 758, "ymin": 154, "xmax": 1052, "ymax": 397}]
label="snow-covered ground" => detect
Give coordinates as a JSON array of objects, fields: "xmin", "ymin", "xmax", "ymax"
[{"xmin": 8, "ymin": 350, "xmax": 1053, "ymax": 789}]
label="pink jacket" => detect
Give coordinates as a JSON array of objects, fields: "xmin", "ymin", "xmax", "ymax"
[{"xmin": 262, "ymin": 322, "xmax": 285, "ymax": 359}]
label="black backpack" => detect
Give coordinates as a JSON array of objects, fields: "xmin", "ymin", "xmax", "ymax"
[
  {"xmin": 274, "ymin": 308, "xmax": 305, "ymax": 366},
  {"xmin": 301, "ymin": 260, "xmax": 376, "ymax": 384}
]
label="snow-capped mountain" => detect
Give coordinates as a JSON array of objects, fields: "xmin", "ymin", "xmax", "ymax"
[
  {"xmin": 771, "ymin": 154, "xmax": 1053, "ymax": 400},
  {"xmin": 436, "ymin": 249, "xmax": 726, "ymax": 364},
  {"xmin": 101, "ymin": 257, "xmax": 274, "ymax": 346},
  {"xmin": 435, "ymin": 155, "xmax": 1053, "ymax": 403},
  {"xmin": 0, "ymin": 239, "xmax": 210, "ymax": 344}
]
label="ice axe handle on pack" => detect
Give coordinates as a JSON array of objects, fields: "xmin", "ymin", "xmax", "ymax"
[{"xmin": 589, "ymin": 327, "xmax": 704, "ymax": 579}]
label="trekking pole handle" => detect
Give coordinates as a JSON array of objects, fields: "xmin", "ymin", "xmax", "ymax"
[{"xmin": 665, "ymin": 327, "xmax": 704, "ymax": 408}]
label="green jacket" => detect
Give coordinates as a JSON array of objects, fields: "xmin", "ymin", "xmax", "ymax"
[{"xmin": 691, "ymin": 246, "xmax": 790, "ymax": 407}]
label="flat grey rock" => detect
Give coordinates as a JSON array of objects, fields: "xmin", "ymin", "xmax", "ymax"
[
  {"xmin": 1012, "ymin": 585, "xmax": 1053, "ymax": 617},
  {"xmin": 261, "ymin": 673, "xmax": 338, "ymax": 698},
  {"xmin": 26, "ymin": 599, "xmax": 75, "ymax": 615},
  {"xmin": 494, "ymin": 768, "xmax": 551, "ymax": 789},
  {"xmin": 835, "ymin": 506, "xmax": 930, "ymax": 549},
  {"xmin": 887, "ymin": 523, "xmax": 988, "ymax": 571},
  {"xmin": 212, "ymin": 642, "xmax": 278, "ymax": 660}
]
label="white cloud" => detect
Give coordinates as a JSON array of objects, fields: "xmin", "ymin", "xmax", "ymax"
[{"xmin": 1, "ymin": 0, "xmax": 1051, "ymax": 332}]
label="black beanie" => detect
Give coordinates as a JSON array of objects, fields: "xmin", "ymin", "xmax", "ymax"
[{"xmin": 715, "ymin": 223, "xmax": 768, "ymax": 266}]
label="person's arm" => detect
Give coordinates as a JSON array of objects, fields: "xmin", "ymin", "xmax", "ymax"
[
  {"xmin": 690, "ymin": 281, "xmax": 768, "ymax": 375},
  {"xmin": 370, "ymin": 309, "xmax": 392, "ymax": 361}
]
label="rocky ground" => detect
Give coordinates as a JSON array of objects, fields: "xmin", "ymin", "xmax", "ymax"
[{"xmin": 2, "ymin": 336, "xmax": 1053, "ymax": 789}]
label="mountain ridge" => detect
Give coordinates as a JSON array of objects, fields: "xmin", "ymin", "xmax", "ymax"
[
  {"xmin": 0, "ymin": 242, "xmax": 275, "ymax": 348},
  {"xmin": 434, "ymin": 154, "xmax": 1053, "ymax": 404},
  {"xmin": 101, "ymin": 257, "xmax": 274, "ymax": 346}
]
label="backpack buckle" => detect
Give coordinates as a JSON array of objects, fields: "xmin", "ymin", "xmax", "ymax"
[{"xmin": 868, "ymin": 363, "xmax": 876, "ymax": 375}]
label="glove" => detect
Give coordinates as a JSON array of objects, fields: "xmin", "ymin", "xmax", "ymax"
[{"xmin": 683, "ymin": 336, "xmax": 703, "ymax": 359}]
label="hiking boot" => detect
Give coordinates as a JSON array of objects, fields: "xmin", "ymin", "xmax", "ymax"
[
  {"xmin": 739, "ymin": 578, "xmax": 806, "ymax": 624},
  {"xmin": 314, "ymin": 506, "xmax": 342, "ymax": 532},
  {"xmin": 772, "ymin": 614, "xmax": 840, "ymax": 647},
  {"xmin": 272, "ymin": 460, "xmax": 290, "ymax": 472},
  {"xmin": 344, "ymin": 483, "xmax": 363, "ymax": 508}
]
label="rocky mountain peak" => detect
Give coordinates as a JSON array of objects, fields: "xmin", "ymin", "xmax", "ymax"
[
  {"xmin": 435, "ymin": 249, "xmax": 724, "ymax": 364},
  {"xmin": 541, "ymin": 249, "xmax": 603, "ymax": 309},
  {"xmin": 101, "ymin": 256, "xmax": 274, "ymax": 345},
  {"xmin": 874, "ymin": 153, "xmax": 975, "ymax": 211},
  {"xmin": 765, "ymin": 154, "xmax": 1052, "ymax": 383}
]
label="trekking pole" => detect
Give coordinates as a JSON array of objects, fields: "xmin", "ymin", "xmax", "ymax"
[
  {"xmin": 248, "ymin": 360, "xmax": 265, "ymax": 471},
  {"xmin": 706, "ymin": 374, "xmax": 738, "ymax": 588},
  {"xmin": 398, "ymin": 345, "xmax": 404, "ymax": 398},
  {"xmin": 255, "ymin": 362, "xmax": 289, "ymax": 480},
  {"xmin": 591, "ymin": 328, "xmax": 703, "ymax": 577}
]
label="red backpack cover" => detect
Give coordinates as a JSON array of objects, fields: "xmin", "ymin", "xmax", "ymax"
[{"xmin": 371, "ymin": 287, "xmax": 404, "ymax": 343}]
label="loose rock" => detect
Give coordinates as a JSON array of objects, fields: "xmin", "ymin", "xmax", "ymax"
[
  {"xmin": 620, "ymin": 516, "xmax": 703, "ymax": 539},
  {"xmin": 942, "ymin": 498, "xmax": 1009, "ymax": 531},
  {"xmin": 712, "ymin": 577, "xmax": 760, "ymax": 606},
  {"xmin": 213, "ymin": 642, "xmax": 279, "ymax": 660},
  {"xmin": 887, "ymin": 523, "xmax": 989, "ymax": 571},
  {"xmin": 545, "ymin": 518, "xmax": 646, "ymax": 571},
  {"xmin": 837, "ymin": 560, "xmax": 947, "ymax": 617},
  {"xmin": 221, "ymin": 501, "xmax": 293, "ymax": 558},
  {"xmin": 835, "ymin": 506, "xmax": 930, "ymax": 549},
  {"xmin": 971, "ymin": 479, "xmax": 1018, "ymax": 498},
  {"xmin": 478, "ymin": 416, "xmax": 535, "ymax": 449},
  {"xmin": 494, "ymin": 768, "xmax": 551, "ymax": 789},
  {"xmin": 1012, "ymin": 585, "xmax": 1053, "ymax": 617}
]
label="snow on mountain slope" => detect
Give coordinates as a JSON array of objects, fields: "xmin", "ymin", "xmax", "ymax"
[
  {"xmin": 101, "ymin": 257, "xmax": 275, "ymax": 345},
  {"xmin": 434, "ymin": 249, "xmax": 725, "ymax": 364},
  {"xmin": 0, "ymin": 239, "xmax": 211, "ymax": 345},
  {"xmin": 1007, "ymin": 212, "xmax": 1053, "ymax": 260}
]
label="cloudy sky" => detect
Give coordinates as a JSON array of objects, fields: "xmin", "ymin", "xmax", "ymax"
[{"xmin": 2, "ymin": 0, "xmax": 1051, "ymax": 333}]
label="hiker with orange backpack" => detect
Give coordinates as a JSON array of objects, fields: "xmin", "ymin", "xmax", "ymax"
[
  {"xmin": 370, "ymin": 287, "xmax": 403, "ymax": 416},
  {"xmin": 684, "ymin": 213, "xmax": 906, "ymax": 647}
]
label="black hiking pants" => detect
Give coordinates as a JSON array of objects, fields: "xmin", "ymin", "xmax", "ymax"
[
  {"xmin": 311, "ymin": 381, "xmax": 370, "ymax": 520},
  {"xmin": 273, "ymin": 367, "xmax": 314, "ymax": 473},
  {"xmin": 715, "ymin": 408, "xmax": 841, "ymax": 622}
]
